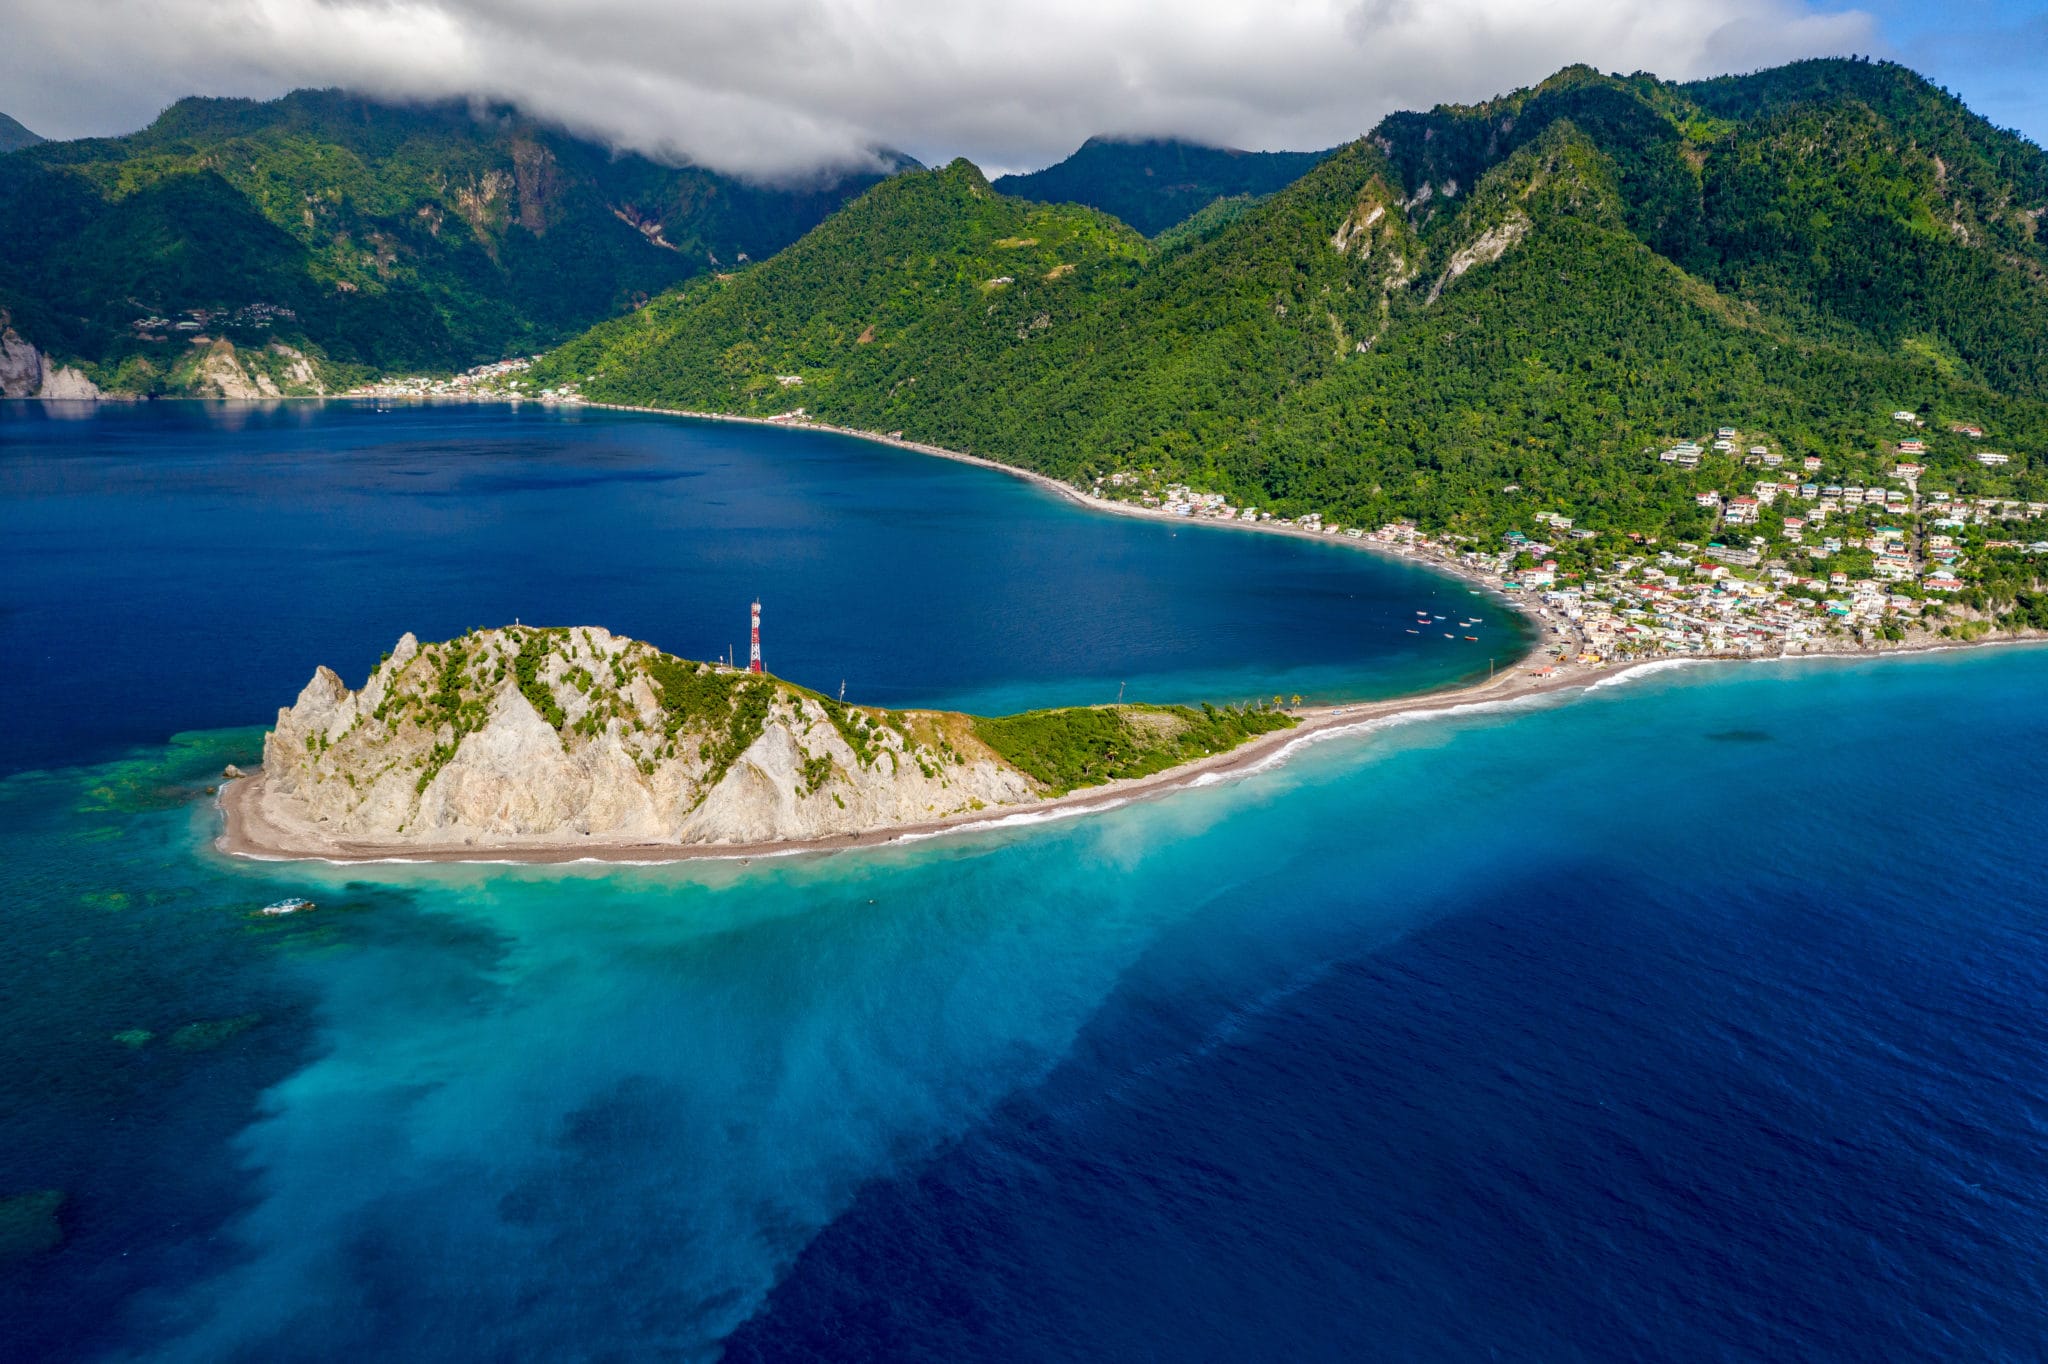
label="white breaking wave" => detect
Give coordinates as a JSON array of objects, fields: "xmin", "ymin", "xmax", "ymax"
[
  {"xmin": 889, "ymin": 797, "xmax": 1131, "ymax": 845},
  {"xmin": 1281, "ymin": 696, "xmax": 1543, "ymax": 769},
  {"xmin": 1584, "ymin": 657, "xmax": 1708, "ymax": 691}
]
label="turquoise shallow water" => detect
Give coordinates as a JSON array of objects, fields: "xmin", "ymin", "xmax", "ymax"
[
  {"xmin": 7, "ymin": 647, "xmax": 2048, "ymax": 1360},
  {"xmin": 8, "ymin": 404, "xmax": 2048, "ymax": 1360}
]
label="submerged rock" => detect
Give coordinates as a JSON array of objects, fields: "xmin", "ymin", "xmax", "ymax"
[
  {"xmin": 168, "ymin": 1013, "xmax": 262, "ymax": 1052},
  {"xmin": 0, "ymin": 1190, "xmax": 65, "ymax": 1263}
]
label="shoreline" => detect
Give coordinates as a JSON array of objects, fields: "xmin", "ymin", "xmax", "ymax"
[
  {"xmin": 213, "ymin": 395, "xmax": 1567, "ymax": 867},
  {"xmin": 215, "ymin": 635, "xmax": 2043, "ymax": 868},
  {"xmin": 195, "ymin": 394, "xmax": 2038, "ymax": 866},
  {"xmin": 571, "ymin": 400, "xmax": 1538, "ymax": 612},
  {"xmin": 214, "ymin": 652, "xmax": 1615, "ymax": 867},
  {"xmin": 324, "ymin": 391, "xmax": 1543, "ymax": 622}
]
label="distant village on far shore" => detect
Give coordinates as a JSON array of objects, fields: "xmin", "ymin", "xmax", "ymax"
[{"xmin": 344, "ymin": 358, "xmax": 2043, "ymax": 662}]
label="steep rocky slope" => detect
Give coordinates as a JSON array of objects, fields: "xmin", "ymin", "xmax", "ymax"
[
  {"xmin": 249, "ymin": 626, "xmax": 1036, "ymax": 850},
  {"xmin": 239, "ymin": 626, "xmax": 1293, "ymax": 854},
  {"xmin": 0, "ymin": 310, "xmax": 99, "ymax": 398}
]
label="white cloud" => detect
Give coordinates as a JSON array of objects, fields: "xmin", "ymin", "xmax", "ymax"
[{"xmin": 1, "ymin": 0, "xmax": 1883, "ymax": 179}]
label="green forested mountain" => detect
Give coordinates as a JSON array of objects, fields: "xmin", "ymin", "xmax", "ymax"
[
  {"xmin": 992, "ymin": 136, "xmax": 1330, "ymax": 235},
  {"xmin": 0, "ymin": 113, "xmax": 43, "ymax": 154},
  {"xmin": 536, "ymin": 59, "xmax": 2048, "ymax": 551},
  {"xmin": 0, "ymin": 90, "xmax": 903, "ymax": 392}
]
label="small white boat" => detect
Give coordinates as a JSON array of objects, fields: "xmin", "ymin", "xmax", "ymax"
[{"xmin": 259, "ymin": 898, "xmax": 316, "ymax": 916}]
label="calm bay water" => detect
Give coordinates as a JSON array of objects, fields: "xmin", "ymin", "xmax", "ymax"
[
  {"xmin": 0, "ymin": 401, "xmax": 1518, "ymax": 776},
  {"xmin": 5, "ymin": 404, "xmax": 2048, "ymax": 1362}
]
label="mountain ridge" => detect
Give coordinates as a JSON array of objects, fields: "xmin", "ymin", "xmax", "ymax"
[
  {"xmin": 0, "ymin": 88, "xmax": 906, "ymax": 395},
  {"xmin": 534, "ymin": 58, "xmax": 2048, "ymax": 574},
  {"xmin": 993, "ymin": 135, "xmax": 1332, "ymax": 235},
  {"xmin": 0, "ymin": 112, "xmax": 43, "ymax": 154}
]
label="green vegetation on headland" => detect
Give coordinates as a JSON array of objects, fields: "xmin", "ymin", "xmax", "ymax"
[
  {"xmin": 340, "ymin": 626, "xmax": 1296, "ymax": 806},
  {"xmin": 972, "ymin": 703, "xmax": 1296, "ymax": 795},
  {"xmin": 249, "ymin": 624, "xmax": 1314, "ymax": 855},
  {"xmin": 992, "ymin": 136, "xmax": 1332, "ymax": 236},
  {"xmin": 0, "ymin": 89, "xmax": 900, "ymax": 394},
  {"xmin": 532, "ymin": 58, "xmax": 2048, "ymax": 640}
]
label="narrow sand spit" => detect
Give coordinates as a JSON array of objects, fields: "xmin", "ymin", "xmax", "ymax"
[{"xmin": 216, "ymin": 656, "xmax": 1617, "ymax": 866}]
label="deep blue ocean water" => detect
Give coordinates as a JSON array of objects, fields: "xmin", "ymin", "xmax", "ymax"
[
  {"xmin": 0, "ymin": 401, "xmax": 1519, "ymax": 776},
  {"xmin": 5, "ymin": 404, "xmax": 2048, "ymax": 1363}
]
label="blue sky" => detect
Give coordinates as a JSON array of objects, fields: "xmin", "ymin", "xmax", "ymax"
[
  {"xmin": 2, "ymin": 0, "xmax": 2041, "ymax": 177},
  {"xmin": 1858, "ymin": 0, "xmax": 2048, "ymax": 143}
]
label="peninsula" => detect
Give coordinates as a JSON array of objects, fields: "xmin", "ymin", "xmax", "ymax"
[{"xmin": 220, "ymin": 625, "xmax": 1298, "ymax": 862}]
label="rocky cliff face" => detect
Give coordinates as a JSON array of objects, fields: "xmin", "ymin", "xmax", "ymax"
[
  {"xmin": 251, "ymin": 626, "xmax": 1039, "ymax": 850},
  {"xmin": 191, "ymin": 339, "xmax": 327, "ymax": 398},
  {"xmin": 0, "ymin": 312, "xmax": 100, "ymax": 399}
]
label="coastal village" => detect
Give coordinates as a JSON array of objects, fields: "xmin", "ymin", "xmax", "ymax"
[
  {"xmin": 335, "ymin": 370, "xmax": 2046, "ymax": 667},
  {"xmin": 347, "ymin": 356, "xmax": 556, "ymax": 400},
  {"xmin": 1091, "ymin": 413, "xmax": 2045, "ymax": 664}
]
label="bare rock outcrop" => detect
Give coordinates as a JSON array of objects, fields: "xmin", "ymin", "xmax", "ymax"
[
  {"xmin": 0, "ymin": 322, "xmax": 42, "ymax": 398},
  {"xmin": 195, "ymin": 340, "xmax": 279, "ymax": 399},
  {"xmin": 37, "ymin": 364, "xmax": 101, "ymax": 399},
  {"xmin": 1424, "ymin": 211, "xmax": 1530, "ymax": 306},
  {"xmin": 268, "ymin": 342, "xmax": 325, "ymax": 394},
  {"xmin": 0, "ymin": 311, "xmax": 101, "ymax": 399},
  {"xmin": 247, "ymin": 626, "xmax": 1040, "ymax": 852}
]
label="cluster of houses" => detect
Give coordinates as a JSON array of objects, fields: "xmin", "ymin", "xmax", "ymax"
[
  {"xmin": 1099, "ymin": 476, "xmax": 1372, "ymax": 539},
  {"xmin": 131, "ymin": 303, "xmax": 298, "ymax": 342},
  {"xmin": 1097, "ymin": 417, "xmax": 2046, "ymax": 662},
  {"xmin": 350, "ymin": 357, "xmax": 561, "ymax": 400},
  {"xmin": 1431, "ymin": 529, "xmax": 1947, "ymax": 657},
  {"xmin": 1411, "ymin": 501, "xmax": 2044, "ymax": 657}
]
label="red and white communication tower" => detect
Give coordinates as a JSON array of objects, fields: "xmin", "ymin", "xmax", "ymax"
[{"xmin": 748, "ymin": 599, "xmax": 763, "ymax": 673}]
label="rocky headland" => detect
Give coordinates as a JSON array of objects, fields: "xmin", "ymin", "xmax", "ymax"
[{"xmin": 222, "ymin": 626, "xmax": 1296, "ymax": 860}]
